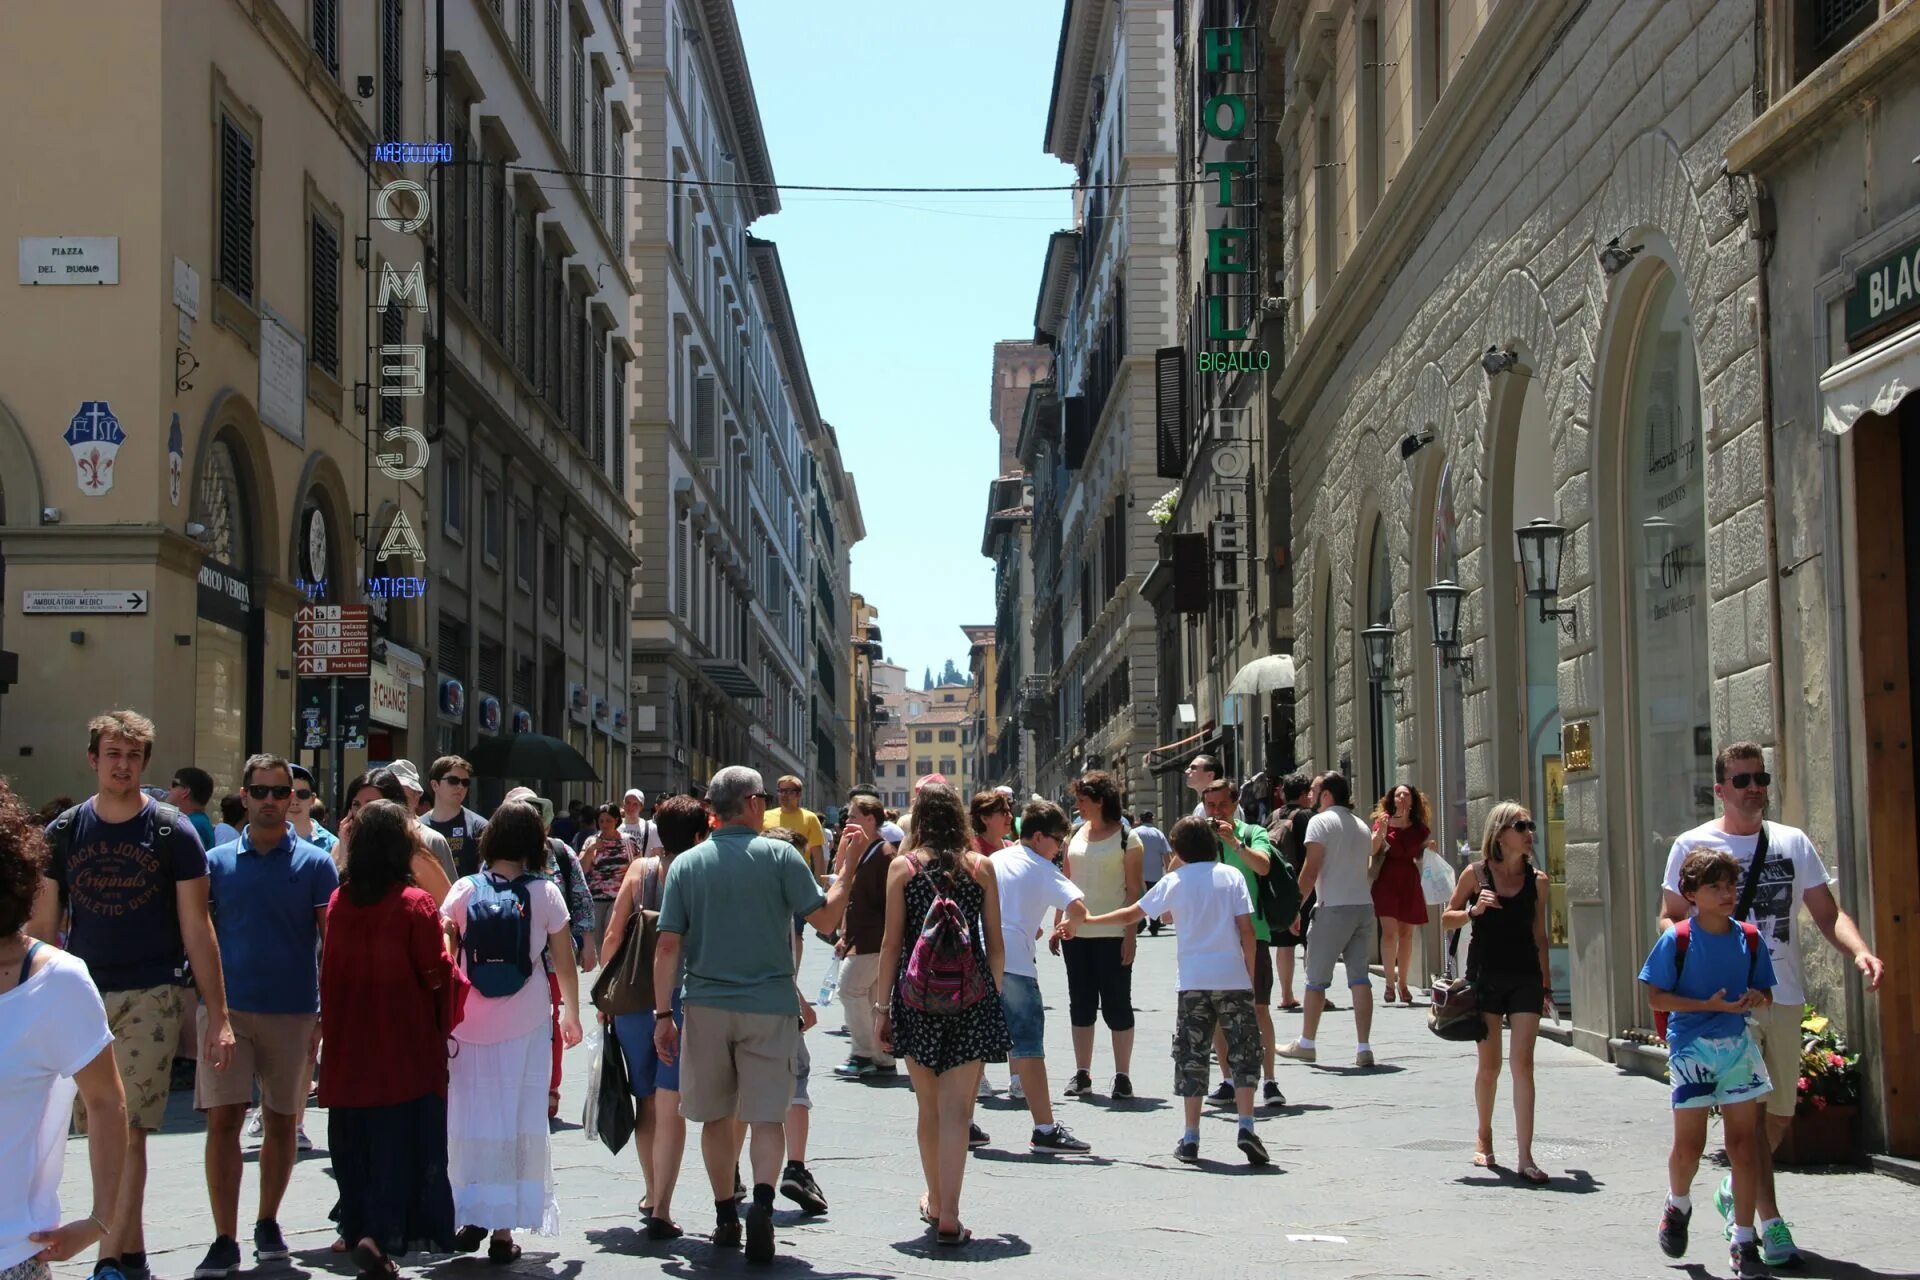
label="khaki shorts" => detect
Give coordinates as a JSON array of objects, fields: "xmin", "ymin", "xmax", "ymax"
[
  {"xmin": 195, "ymin": 1007, "xmax": 316, "ymax": 1115},
  {"xmin": 83, "ymin": 985, "xmax": 184, "ymax": 1132},
  {"xmin": 1750, "ymin": 1000, "xmax": 1805, "ymax": 1119},
  {"xmin": 677, "ymin": 1005, "xmax": 798, "ymax": 1125}
]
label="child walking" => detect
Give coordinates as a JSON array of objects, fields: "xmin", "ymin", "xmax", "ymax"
[
  {"xmin": 1058, "ymin": 816, "xmax": 1269, "ymax": 1166},
  {"xmin": 1640, "ymin": 849, "xmax": 1777, "ymax": 1279}
]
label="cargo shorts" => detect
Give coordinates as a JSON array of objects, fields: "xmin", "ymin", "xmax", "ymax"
[{"xmin": 1171, "ymin": 988, "xmax": 1259, "ymax": 1098}]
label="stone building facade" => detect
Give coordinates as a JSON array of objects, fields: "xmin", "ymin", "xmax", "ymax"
[{"xmin": 1278, "ymin": 0, "xmax": 1776, "ymax": 1063}]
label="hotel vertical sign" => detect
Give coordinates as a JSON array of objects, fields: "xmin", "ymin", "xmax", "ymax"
[{"xmin": 1197, "ymin": 26, "xmax": 1265, "ymax": 374}]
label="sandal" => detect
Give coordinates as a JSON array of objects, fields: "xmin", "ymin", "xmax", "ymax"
[
  {"xmin": 935, "ymin": 1225, "xmax": 972, "ymax": 1246},
  {"xmin": 1473, "ymin": 1150, "xmax": 1498, "ymax": 1169},
  {"xmin": 644, "ymin": 1216, "xmax": 683, "ymax": 1241},
  {"xmin": 918, "ymin": 1196, "xmax": 936, "ymax": 1226},
  {"xmin": 1399, "ymin": 986, "xmax": 1415, "ymax": 1005},
  {"xmin": 452, "ymin": 1225, "xmax": 489, "ymax": 1254},
  {"xmin": 1278, "ymin": 1000, "xmax": 1303, "ymax": 1012},
  {"xmin": 1517, "ymin": 1164, "xmax": 1550, "ymax": 1185},
  {"xmin": 351, "ymin": 1241, "xmax": 398, "ymax": 1280},
  {"xmin": 486, "ymin": 1238, "xmax": 522, "ymax": 1265}
]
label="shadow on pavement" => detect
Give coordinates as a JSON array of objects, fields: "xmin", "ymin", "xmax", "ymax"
[
  {"xmin": 1790, "ymin": 1251, "xmax": 1920, "ymax": 1280},
  {"xmin": 969, "ymin": 1147, "xmax": 1114, "ymax": 1167},
  {"xmin": 888, "ymin": 1231, "xmax": 1033, "ymax": 1263},
  {"xmin": 414, "ymin": 1250, "xmax": 583, "ymax": 1280},
  {"xmin": 1303, "ymin": 1063, "xmax": 1409, "ymax": 1077},
  {"xmin": 1452, "ymin": 1166, "xmax": 1605, "ymax": 1194}
]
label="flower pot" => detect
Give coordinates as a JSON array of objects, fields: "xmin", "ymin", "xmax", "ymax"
[{"xmin": 1777, "ymin": 1103, "xmax": 1861, "ymax": 1166}]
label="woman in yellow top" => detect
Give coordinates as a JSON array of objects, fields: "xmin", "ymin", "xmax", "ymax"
[{"xmin": 1051, "ymin": 771, "xmax": 1144, "ymax": 1098}]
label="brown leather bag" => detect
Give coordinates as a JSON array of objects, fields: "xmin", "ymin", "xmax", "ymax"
[{"xmin": 591, "ymin": 860, "xmax": 663, "ymax": 1017}]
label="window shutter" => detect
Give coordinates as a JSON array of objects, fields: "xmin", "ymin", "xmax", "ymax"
[
  {"xmin": 592, "ymin": 342, "xmax": 607, "ymax": 468},
  {"xmin": 611, "ymin": 132, "xmax": 626, "ymax": 247},
  {"xmin": 381, "ymin": 0, "xmax": 403, "ymax": 142},
  {"xmin": 1061, "ymin": 394, "xmax": 1090, "ymax": 468},
  {"xmin": 517, "ymin": 0, "xmax": 534, "ymax": 75},
  {"xmin": 545, "ymin": 0, "xmax": 561, "ymax": 130},
  {"xmin": 1155, "ymin": 345, "xmax": 1187, "ymax": 478},
  {"xmin": 310, "ymin": 216, "xmax": 340, "ymax": 376},
  {"xmin": 218, "ymin": 116, "xmax": 254, "ymax": 302},
  {"xmin": 694, "ymin": 374, "xmax": 717, "ymax": 459},
  {"xmin": 312, "ymin": 0, "xmax": 339, "ymax": 76}
]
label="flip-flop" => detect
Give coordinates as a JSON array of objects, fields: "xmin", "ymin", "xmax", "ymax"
[
  {"xmin": 644, "ymin": 1216, "xmax": 683, "ymax": 1241},
  {"xmin": 1278, "ymin": 1001, "xmax": 1303, "ymax": 1012},
  {"xmin": 936, "ymin": 1226, "xmax": 972, "ymax": 1246},
  {"xmin": 1473, "ymin": 1151, "xmax": 1498, "ymax": 1169},
  {"xmin": 486, "ymin": 1239, "xmax": 522, "ymax": 1265},
  {"xmin": 918, "ymin": 1197, "xmax": 936, "ymax": 1225},
  {"xmin": 452, "ymin": 1225, "xmax": 489, "ymax": 1254},
  {"xmin": 1517, "ymin": 1165, "xmax": 1550, "ymax": 1185}
]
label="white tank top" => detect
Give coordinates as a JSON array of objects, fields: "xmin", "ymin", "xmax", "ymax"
[{"xmin": 1066, "ymin": 824, "xmax": 1137, "ymax": 937}]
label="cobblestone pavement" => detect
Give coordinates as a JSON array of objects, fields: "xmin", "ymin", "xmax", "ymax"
[{"xmin": 54, "ymin": 932, "xmax": 1919, "ymax": 1279}]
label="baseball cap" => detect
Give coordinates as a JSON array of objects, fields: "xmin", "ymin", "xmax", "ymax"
[
  {"xmin": 880, "ymin": 821, "xmax": 907, "ymax": 844},
  {"xmin": 289, "ymin": 764, "xmax": 316, "ymax": 787},
  {"xmin": 994, "ymin": 785, "xmax": 1014, "ymax": 797},
  {"xmin": 914, "ymin": 772, "xmax": 948, "ymax": 792},
  {"xmin": 388, "ymin": 759, "xmax": 422, "ymax": 793},
  {"xmin": 625, "ymin": 788, "xmax": 645, "ymax": 805}
]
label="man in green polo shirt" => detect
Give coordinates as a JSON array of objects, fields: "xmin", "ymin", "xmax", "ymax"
[
  {"xmin": 1200, "ymin": 780, "xmax": 1285, "ymax": 1105},
  {"xmin": 652, "ymin": 766, "xmax": 859, "ymax": 1264}
]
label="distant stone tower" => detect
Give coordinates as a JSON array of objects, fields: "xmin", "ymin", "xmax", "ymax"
[{"xmin": 990, "ymin": 340, "xmax": 1051, "ymax": 476}]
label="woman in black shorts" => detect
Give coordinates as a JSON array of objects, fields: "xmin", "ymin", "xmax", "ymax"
[{"xmin": 1441, "ymin": 800, "xmax": 1551, "ymax": 1184}]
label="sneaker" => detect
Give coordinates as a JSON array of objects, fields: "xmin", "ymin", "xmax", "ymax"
[
  {"xmin": 1758, "ymin": 1220, "xmax": 1799, "ymax": 1268},
  {"xmin": 968, "ymin": 1122, "xmax": 990, "ymax": 1149},
  {"xmin": 1206, "ymin": 1079, "xmax": 1235, "ymax": 1103},
  {"xmin": 1355, "ymin": 1048, "xmax": 1377, "ymax": 1068},
  {"xmin": 1262, "ymin": 1080, "xmax": 1286, "ymax": 1106},
  {"xmin": 1277, "ymin": 1039, "xmax": 1318, "ymax": 1064},
  {"xmin": 744, "ymin": 1200, "xmax": 775, "ymax": 1264},
  {"xmin": 194, "ymin": 1237, "xmax": 241, "ymax": 1279},
  {"xmin": 117, "ymin": 1259, "xmax": 150, "ymax": 1280},
  {"xmin": 779, "ymin": 1164, "xmax": 828, "ymax": 1215},
  {"xmin": 1236, "ymin": 1127, "xmax": 1271, "ymax": 1166},
  {"xmin": 253, "ymin": 1220, "xmax": 290, "ymax": 1263},
  {"xmin": 977, "ymin": 1075, "xmax": 992, "ymax": 1098},
  {"xmin": 1064, "ymin": 1069, "xmax": 1093, "ymax": 1097},
  {"xmin": 1657, "ymin": 1202, "xmax": 1691, "ymax": 1259},
  {"xmin": 1111, "ymin": 1073, "xmax": 1133, "ymax": 1099},
  {"xmin": 92, "ymin": 1264, "xmax": 129, "ymax": 1280},
  {"xmin": 1009, "ymin": 1076, "xmax": 1025, "ymax": 1101},
  {"xmin": 710, "ymin": 1220, "xmax": 742, "ymax": 1249},
  {"xmin": 1173, "ymin": 1138, "xmax": 1200, "ymax": 1164},
  {"xmin": 294, "ymin": 1124, "xmax": 313, "ymax": 1152},
  {"xmin": 833, "ymin": 1057, "xmax": 877, "ymax": 1078},
  {"xmin": 1029, "ymin": 1125, "xmax": 1091, "ymax": 1154},
  {"xmin": 1730, "ymin": 1239, "xmax": 1768, "ymax": 1279},
  {"xmin": 243, "ymin": 1109, "xmax": 264, "ymax": 1143}
]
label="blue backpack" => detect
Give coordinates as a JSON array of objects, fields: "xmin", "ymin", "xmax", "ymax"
[{"xmin": 461, "ymin": 872, "xmax": 536, "ymax": 998}]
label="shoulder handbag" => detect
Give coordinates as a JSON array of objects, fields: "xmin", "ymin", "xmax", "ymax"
[
  {"xmin": 590, "ymin": 861, "xmax": 661, "ymax": 1017},
  {"xmin": 1428, "ymin": 862, "xmax": 1489, "ymax": 1043}
]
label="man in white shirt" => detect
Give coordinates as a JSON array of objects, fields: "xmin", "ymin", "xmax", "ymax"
[
  {"xmin": 1280, "ymin": 772, "xmax": 1378, "ymax": 1068},
  {"xmin": 1184, "ymin": 753, "xmax": 1243, "ymax": 820},
  {"xmin": 1657, "ymin": 742, "xmax": 1883, "ymax": 1268},
  {"xmin": 619, "ymin": 788, "xmax": 656, "ymax": 851},
  {"xmin": 989, "ymin": 801, "xmax": 1091, "ymax": 1154}
]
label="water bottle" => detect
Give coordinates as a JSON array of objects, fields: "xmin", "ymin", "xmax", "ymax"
[{"xmin": 816, "ymin": 957, "xmax": 841, "ymax": 1007}]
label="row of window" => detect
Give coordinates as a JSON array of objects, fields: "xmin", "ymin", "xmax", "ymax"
[
  {"xmin": 912, "ymin": 758, "xmax": 962, "ymax": 777},
  {"xmin": 912, "ymin": 728, "xmax": 961, "ymax": 744}
]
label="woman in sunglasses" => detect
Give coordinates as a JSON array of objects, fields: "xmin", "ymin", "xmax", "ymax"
[{"xmin": 1441, "ymin": 800, "xmax": 1552, "ymax": 1185}]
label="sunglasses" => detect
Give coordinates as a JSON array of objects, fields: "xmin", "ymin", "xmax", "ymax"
[
  {"xmin": 293, "ymin": 788, "xmax": 313, "ymax": 801},
  {"xmin": 247, "ymin": 784, "xmax": 293, "ymax": 800},
  {"xmin": 1506, "ymin": 819, "xmax": 1536, "ymax": 833},
  {"xmin": 1728, "ymin": 771, "xmax": 1771, "ymax": 789},
  {"xmin": 756, "ymin": 792, "xmax": 775, "ymax": 803},
  {"xmin": 440, "ymin": 775, "xmax": 471, "ymax": 787}
]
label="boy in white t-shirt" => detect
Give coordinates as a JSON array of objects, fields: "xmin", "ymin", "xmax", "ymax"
[{"xmin": 1058, "ymin": 816, "xmax": 1269, "ymax": 1167}]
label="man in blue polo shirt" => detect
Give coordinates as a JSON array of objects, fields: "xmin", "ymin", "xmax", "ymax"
[{"xmin": 193, "ymin": 754, "xmax": 337, "ymax": 1279}]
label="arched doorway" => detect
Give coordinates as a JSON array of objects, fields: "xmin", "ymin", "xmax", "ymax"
[
  {"xmin": 1599, "ymin": 262, "xmax": 1715, "ymax": 1014},
  {"xmin": 192, "ymin": 437, "xmax": 261, "ymax": 793}
]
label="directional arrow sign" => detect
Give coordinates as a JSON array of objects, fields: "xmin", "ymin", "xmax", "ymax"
[{"xmin": 24, "ymin": 589, "xmax": 149, "ymax": 614}]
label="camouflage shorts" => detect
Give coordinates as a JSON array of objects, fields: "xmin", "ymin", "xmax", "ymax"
[
  {"xmin": 75, "ymin": 985, "xmax": 183, "ymax": 1133},
  {"xmin": 1171, "ymin": 989, "xmax": 1260, "ymax": 1097}
]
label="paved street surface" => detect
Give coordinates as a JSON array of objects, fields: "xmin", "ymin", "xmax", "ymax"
[{"xmin": 55, "ymin": 933, "xmax": 1918, "ymax": 1280}]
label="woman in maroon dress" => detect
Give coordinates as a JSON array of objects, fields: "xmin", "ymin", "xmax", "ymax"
[
  {"xmin": 319, "ymin": 800, "xmax": 456, "ymax": 1278},
  {"xmin": 1368, "ymin": 784, "xmax": 1435, "ymax": 1006}
]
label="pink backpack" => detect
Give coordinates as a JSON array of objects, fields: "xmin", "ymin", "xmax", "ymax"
[{"xmin": 900, "ymin": 864, "xmax": 990, "ymax": 1015}]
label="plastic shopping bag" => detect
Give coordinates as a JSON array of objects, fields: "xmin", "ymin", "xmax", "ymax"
[{"xmin": 1420, "ymin": 847, "xmax": 1456, "ymax": 906}]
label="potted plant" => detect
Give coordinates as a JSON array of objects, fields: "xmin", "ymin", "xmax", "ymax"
[{"xmin": 1776, "ymin": 1007, "xmax": 1863, "ymax": 1166}]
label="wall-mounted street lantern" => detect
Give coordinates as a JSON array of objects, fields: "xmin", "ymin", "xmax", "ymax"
[
  {"xmin": 1480, "ymin": 345, "xmax": 1518, "ymax": 377},
  {"xmin": 1425, "ymin": 580, "xmax": 1473, "ymax": 679},
  {"xmin": 1361, "ymin": 623, "xmax": 1396, "ymax": 685},
  {"xmin": 1598, "ymin": 236, "xmax": 1643, "ymax": 276},
  {"xmin": 1515, "ymin": 518, "xmax": 1578, "ymax": 637}
]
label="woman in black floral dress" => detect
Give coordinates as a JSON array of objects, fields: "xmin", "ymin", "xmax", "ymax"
[{"xmin": 874, "ymin": 784, "xmax": 1009, "ymax": 1245}]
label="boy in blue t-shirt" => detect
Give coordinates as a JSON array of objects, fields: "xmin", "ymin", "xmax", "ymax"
[{"xmin": 1640, "ymin": 849, "xmax": 1776, "ymax": 1278}]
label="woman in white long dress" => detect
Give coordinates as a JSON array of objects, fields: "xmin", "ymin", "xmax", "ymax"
[{"xmin": 441, "ymin": 800, "xmax": 583, "ymax": 1261}]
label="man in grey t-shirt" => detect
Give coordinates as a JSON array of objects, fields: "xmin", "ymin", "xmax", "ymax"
[{"xmin": 1279, "ymin": 773, "xmax": 1378, "ymax": 1068}]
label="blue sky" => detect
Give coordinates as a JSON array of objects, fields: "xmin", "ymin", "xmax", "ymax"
[{"xmin": 733, "ymin": 1, "xmax": 1073, "ymax": 688}]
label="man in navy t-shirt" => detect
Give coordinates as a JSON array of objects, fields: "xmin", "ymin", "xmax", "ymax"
[
  {"xmin": 31, "ymin": 710, "xmax": 233, "ymax": 1280},
  {"xmin": 194, "ymin": 753, "xmax": 337, "ymax": 1276}
]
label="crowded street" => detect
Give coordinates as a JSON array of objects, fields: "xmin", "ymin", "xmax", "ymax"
[{"xmin": 39, "ymin": 927, "xmax": 1919, "ymax": 1280}]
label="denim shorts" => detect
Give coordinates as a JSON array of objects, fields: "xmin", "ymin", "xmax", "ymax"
[
  {"xmin": 1668, "ymin": 1032, "xmax": 1772, "ymax": 1111},
  {"xmin": 614, "ymin": 990, "xmax": 684, "ymax": 1098},
  {"xmin": 1001, "ymin": 972, "xmax": 1047, "ymax": 1060}
]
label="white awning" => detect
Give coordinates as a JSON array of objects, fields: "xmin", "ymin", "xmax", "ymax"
[
  {"xmin": 1821, "ymin": 324, "xmax": 1920, "ymax": 434},
  {"xmin": 1226, "ymin": 654, "xmax": 1295, "ymax": 697}
]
